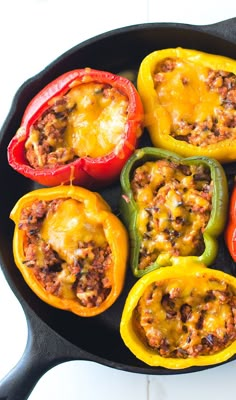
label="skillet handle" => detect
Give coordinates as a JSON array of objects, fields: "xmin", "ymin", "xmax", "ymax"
[
  {"xmin": 201, "ymin": 17, "xmax": 236, "ymax": 43},
  {"xmin": 0, "ymin": 307, "xmax": 90, "ymax": 400}
]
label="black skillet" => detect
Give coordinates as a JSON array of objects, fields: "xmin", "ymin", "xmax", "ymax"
[{"xmin": 1, "ymin": 18, "xmax": 236, "ymax": 400}]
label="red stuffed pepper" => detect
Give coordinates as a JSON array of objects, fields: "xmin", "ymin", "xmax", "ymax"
[
  {"xmin": 225, "ymin": 183, "xmax": 236, "ymax": 262},
  {"xmin": 7, "ymin": 68, "xmax": 143, "ymax": 187}
]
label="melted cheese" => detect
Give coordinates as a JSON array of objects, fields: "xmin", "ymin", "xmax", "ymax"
[
  {"xmin": 64, "ymin": 83, "xmax": 128, "ymax": 158},
  {"xmin": 133, "ymin": 160, "xmax": 212, "ymax": 268},
  {"xmin": 136, "ymin": 276, "xmax": 236, "ymax": 357},
  {"xmin": 40, "ymin": 199, "xmax": 106, "ymax": 265},
  {"xmin": 155, "ymin": 58, "xmax": 220, "ymax": 127}
]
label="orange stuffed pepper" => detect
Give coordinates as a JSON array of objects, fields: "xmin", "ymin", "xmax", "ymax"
[{"xmin": 10, "ymin": 185, "xmax": 128, "ymax": 317}]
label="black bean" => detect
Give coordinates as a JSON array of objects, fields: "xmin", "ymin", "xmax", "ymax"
[{"xmin": 180, "ymin": 303, "xmax": 192, "ymax": 323}]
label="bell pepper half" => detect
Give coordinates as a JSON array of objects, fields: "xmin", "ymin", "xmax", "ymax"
[
  {"xmin": 225, "ymin": 183, "xmax": 236, "ymax": 262},
  {"xmin": 137, "ymin": 47, "xmax": 236, "ymax": 163},
  {"xmin": 120, "ymin": 259, "xmax": 236, "ymax": 369},
  {"xmin": 10, "ymin": 185, "xmax": 128, "ymax": 317},
  {"xmin": 7, "ymin": 68, "xmax": 143, "ymax": 187},
  {"xmin": 120, "ymin": 147, "xmax": 228, "ymax": 277}
]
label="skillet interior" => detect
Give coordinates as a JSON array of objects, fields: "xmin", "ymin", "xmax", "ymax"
[{"xmin": 1, "ymin": 21, "xmax": 236, "ymax": 374}]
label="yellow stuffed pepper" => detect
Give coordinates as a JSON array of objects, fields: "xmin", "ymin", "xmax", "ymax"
[
  {"xmin": 137, "ymin": 47, "xmax": 236, "ymax": 163},
  {"xmin": 10, "ymin": 185, "xmax": 128, "ymax": 317},
  {"xmin": 120, "ymin": 259, "xmax": 236, "ymax": 369}
]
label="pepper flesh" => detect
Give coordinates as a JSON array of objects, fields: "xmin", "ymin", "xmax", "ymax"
[
  {"xmin": 120, "ymin": 260, "xmax": 236, "ymax": 369},
  {"xmin": 10, "ymin": 185, "xmax": 128, "ymax": 317},
  {"xmin": 7, "ymin": 68, "xmax": 143, "ymax": 187},
  {"xmin": 225, "ymin": 184, "xmax": 236, "ymax": 262},
  {"xmin": 137, "ymin": 47, "xmax": 236, "ymax": 163},
  {"xmin": 120, "ymin": 147, "xmax": 228, "ymax": 277}
]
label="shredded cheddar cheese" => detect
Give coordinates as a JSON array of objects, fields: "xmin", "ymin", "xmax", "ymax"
[
  {"xmin": 20, "ymin": 198, "xmax": 112, "ymax": 306},
  {"xmin": 131, "ymin": 159, "xmax": 212, "ymax": 270},
  {"xmin": 134, "ymin": 275, "xmax": 236, "ymax": 358},
  {"xmin": 65, "ymin": 83, "xmax": 129, "ymax": 158},
  {"xmin": 153, "ymin": 57, "xmax": 236, "ymax": 146},
  {"xmin": 41, "ymin": 198, "xmax": 107, "ymax": 264},
  {"xmin": 25, "ymin": 82, "xmax": 129, "ymax": 168}
]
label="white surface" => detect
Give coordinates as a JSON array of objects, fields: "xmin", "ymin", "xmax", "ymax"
[{"xmin": 1, "ymin": 1, "xmax": 236, "ymax": 399}]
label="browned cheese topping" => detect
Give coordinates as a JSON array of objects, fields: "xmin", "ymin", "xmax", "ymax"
[
  {"xmin": 153, "ymin": 57, "xmax": 236, "ymax": 146},
  {"xmin": 19, "ymin": 198, "xmax": 112, "ymax": 307},
  {"xmin": 131, "ymin": 160, "xmax": 212, "ymax": 270},
  {"xmin": 133, "ymin": 276, "xmax": 236, "ymax": 358},
  {"xmin": 25, "ymin": 82, "xmax": 129, "ymax": 168}
]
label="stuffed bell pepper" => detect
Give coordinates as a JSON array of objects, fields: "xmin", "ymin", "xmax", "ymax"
[
  {"xmin": 137, "ymin": 47, "xmax": 236, "ymax": 163},
  {"xmin": 10, "ymin": 185, "xmax": 128, "ymax": 317},
  {"xmin": 8, "ymin": 68, "xmax": 143, "ymax": 187},
  {"xmin": 225, "ymin": 183, "xmax": 236, "ymax": 262},
  {"xmin": 120, "ymin": 147, "xmax": 228, "ymax": 277},
  {"xmin": 120, "ymin": 259, "xmax": 236, "ymax": 369}
]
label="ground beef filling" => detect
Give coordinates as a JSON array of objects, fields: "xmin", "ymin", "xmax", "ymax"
[
  {"xmin": 153, "ymin": 57, "xmax": 236, "ymax": 147},
  {"xmin": 25, "ymin": 82, "xmax": 129, "ymax": 168},
  {"xmin": 18, "ymin": 199, "xmax": 112, "ymax": 308},
  {"xmin": 131, "ymin": 160, "xmax": 212, "ymax": 270},
  {"xmin": 25, "ymin": 97, "xmax": 77, "ymax": 168},
  {"xmin": 134, "ymin": 276, "xmax": 236, "ymax": 358}
]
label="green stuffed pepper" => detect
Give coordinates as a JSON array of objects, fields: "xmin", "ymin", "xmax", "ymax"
[{"xmin": 120, "ymin": 147, "xmax": 228, "ymax": 278}]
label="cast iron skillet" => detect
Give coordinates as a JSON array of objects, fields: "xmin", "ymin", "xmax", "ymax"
[{"xmin": 1, "ymin": 18, "xmax": 236, "ymax": 400}]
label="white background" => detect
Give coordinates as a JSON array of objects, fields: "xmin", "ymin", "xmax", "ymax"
[{"xmin": 1, "ymin": 1, "xmax": 236, "ymax": 399}]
